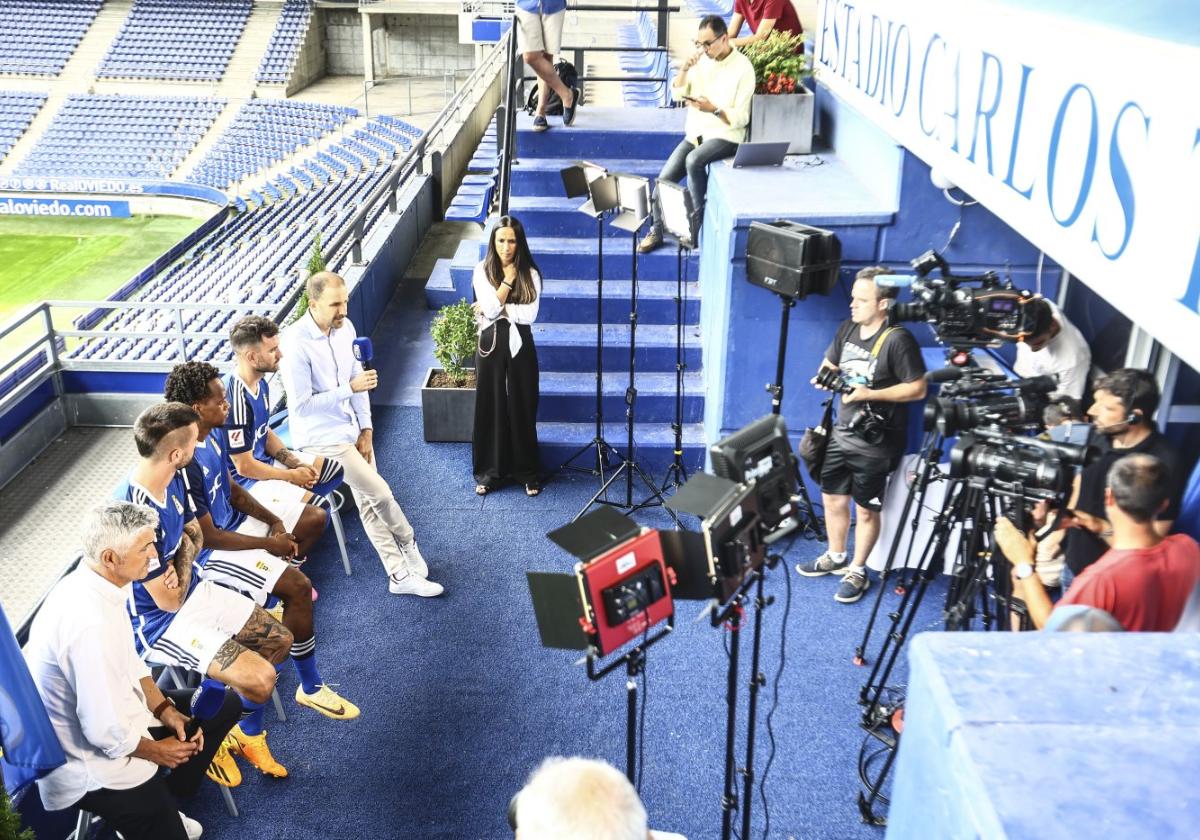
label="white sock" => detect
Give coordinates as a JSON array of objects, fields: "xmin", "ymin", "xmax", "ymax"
[{"xmin": 829, "ymin": 551, "xmax": 848, "ymax": 562}]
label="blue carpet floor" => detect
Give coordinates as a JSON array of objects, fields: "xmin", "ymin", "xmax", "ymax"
[{"xmin": 158, "ymin": 405, "xmax": 950, "ymax": 840}]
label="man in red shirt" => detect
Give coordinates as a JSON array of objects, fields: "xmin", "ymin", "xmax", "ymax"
[
  {"xmin": 730, "ymin": 0, "xmax": 804, "ymax": 50},
  {"xmin": 998, "ymin": 454, "xmax": 1200, "ymax": 632}
]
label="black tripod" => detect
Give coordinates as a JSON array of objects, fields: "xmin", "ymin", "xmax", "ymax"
[
  {"xmin": 659, "ymin": 241, "xmax": 691, "ymax": 494},
  {"xmin": 587, "ymin": 619, "xmax": 672, "ymax": 785},
  {"xmin": 558, "ymin": 210, "xmax": 624, "ymax": 482},
  {"xmin": 766, "ymin": 294, "xmax": 824, "ymax": 540},
  {"xmin": 576, "ymin": 214, "xmax": 679, "ymax": 526}
]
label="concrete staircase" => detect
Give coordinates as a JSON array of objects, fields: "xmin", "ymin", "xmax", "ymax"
[
  {"xmin": 428, "ymin": 106, "xmax": 706, "ymax": 473},
  {"xmin": 218, "ymin": 1, "xmax": 281, "ymax": 97}
]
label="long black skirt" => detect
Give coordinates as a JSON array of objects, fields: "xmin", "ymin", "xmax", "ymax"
[{"xmin": 472, "ymin": 321, "xmax": 541, "ymax": 487}]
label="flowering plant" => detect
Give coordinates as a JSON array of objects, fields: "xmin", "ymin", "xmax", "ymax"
[{"xmin": 742, "ymin": 31, "xmax": 809, "ymax": 95}]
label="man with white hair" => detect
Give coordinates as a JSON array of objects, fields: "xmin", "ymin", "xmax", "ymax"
[
  {"xmin": 512, "ymin": 756, "xmax": 686, "ymax": 840},
  {"xmin": 23, "ymin": 502, "xmax": 243, "ymax": 840}
]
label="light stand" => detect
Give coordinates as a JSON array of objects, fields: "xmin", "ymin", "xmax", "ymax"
[
  {"xmin": 575, "ymin": 173, "xmax": 679, "ymax": 527},
  {"xmin": 654, "ymin": 180, "xmax": 696, "ymax": 497},
  {"xmin": 557, "ymin": 163, "xmax": 625, "ymax": 483}
]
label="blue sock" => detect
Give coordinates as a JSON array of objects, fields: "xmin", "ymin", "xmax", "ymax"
[
  {"xmin": 239, "ymin": 697, "xmax": 266, "ymax": 736},
  {"xmin": 291, "ymin": 635, "xmax": 322, "ymax": 694}
]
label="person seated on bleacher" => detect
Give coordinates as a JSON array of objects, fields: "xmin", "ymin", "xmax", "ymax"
[
  {"xmin": 165, "ymin": 361, "xmax": 360, "ymax": 755},
  {"xmin": 279, "ymin": 271, "xmax": 443, "ymax": 598},
  {"xmin": 510, "ymin": 756, "xmax": 686, "ymax": 840},
  {"xmin": 23, "ymin": 502, "xmax": 243, "ymax": 840},
  {"xmin": 115, "ymin": 402, "xmax": 296, "ymax": 778},
  {"xmin": 224, "ymin": 314, "xmax": 343, "ymax": 546},
  {"xmin": 638, "ymin": 15, "xmax": 755, "ymax": 255},
  {"xmin": 999, "ymin": 454, "xmax": 1200, "ymax": 631}
]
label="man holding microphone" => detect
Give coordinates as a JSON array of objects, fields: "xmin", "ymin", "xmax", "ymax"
[{"xmin": 279, "ymin": 271, "xmax": 443, "ymax": 597}]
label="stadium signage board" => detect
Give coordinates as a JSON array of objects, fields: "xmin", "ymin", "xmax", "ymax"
[
  {"xmin": 0, "ymin": 197, "xmax": 131, "ymax": 218},
  {"xmin": 814, "ymin": 0, "xmax": 1200, "ymax": 372},
  {"xmin": 0, "ymin": 177, "xmax": 228, "ymax": 206}
]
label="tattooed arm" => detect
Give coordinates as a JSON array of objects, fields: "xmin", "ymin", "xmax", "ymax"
[{"xmin": 173, "ymin": 518, "xmax": 203, "ymax": 595}]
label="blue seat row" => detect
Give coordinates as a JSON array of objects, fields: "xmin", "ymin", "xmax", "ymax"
[
  {"xmin": 257, "ymin": 0, "xmax": 313, "ymax": 84},
  {"xmin": 97, "ymin": 0, "xmax": 252, "ymax": 82},
  {"xmin": 0, "ymin": 0, "xmax": 102, "ymax": 76},
  {"xmin": 0, "ymin": 91, "xmax": 47, "ymax": 161}
]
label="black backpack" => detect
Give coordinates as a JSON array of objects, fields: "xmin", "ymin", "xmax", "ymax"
[{"xmin": 524, "ymin": 60, "xmax": 578, "ymax": 116}]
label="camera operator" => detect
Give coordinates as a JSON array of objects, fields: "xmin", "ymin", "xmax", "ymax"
[
  {"xmin": 1013, "ymin": 298, "xmax": 1091, "ymax": 400},
  {"xmin": 1060, "ymin": 368, "xmax": 1183, "ymax": 590},
  {"xmin": 998, "ymin": 454, "xmax": 1200, "ymax": 631},
  {"xmin": 796, "ymin": 267, "xmax": 927, "ymax": 604}
]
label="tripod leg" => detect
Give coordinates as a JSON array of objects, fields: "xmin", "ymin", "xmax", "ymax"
[
  {"xmin": 626, "ymin": 652, "xmax": 639, "ymax": 785},
  {"xmin": 741, "ymin": 570, "xmax": 770, "ymax": 840},
  {"xmin": 721, "ymin": 604, "xmax": 741, "ymax": 840}
]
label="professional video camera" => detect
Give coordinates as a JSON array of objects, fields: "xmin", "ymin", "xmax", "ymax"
[
  {"xmin": 923, "ymin": 370, "xmax": 1058, "ymax": 436},
  {"xmin": 949, "ymin": 426, "xmax": 1096, "ymax": 502},
  {"xmin": 887, "ymin": 250, "xmax": 1041, "ymax": 347}
]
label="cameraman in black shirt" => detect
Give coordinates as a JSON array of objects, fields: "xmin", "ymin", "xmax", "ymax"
[
  {"xmin": 1061, "ymin": 368, "xmax": 1183, "ymax": 590},
  {"xmin": 796, "ymin": 267, "xmax": 927, "ymax": 603}
]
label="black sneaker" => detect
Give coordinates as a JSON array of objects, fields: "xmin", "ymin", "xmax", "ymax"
[
  {"xmin": 563, "ymin": 86, "xmax": 580, "ymax": 126},
  {"xmin": 532, "ymin": 115, "xmax": 549, "ymax": 133},
  {"xmin": 795, "ymin": 551, "xmax": 850, "ymax": 577},
  {"xmin": 834, "ymin": 569, "xmax": 871, "ymax": 604}
]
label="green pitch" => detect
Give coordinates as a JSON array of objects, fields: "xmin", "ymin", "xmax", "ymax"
[{"xmin": 0, "ymin": 215, "xmax": 201, "ymax": 321}]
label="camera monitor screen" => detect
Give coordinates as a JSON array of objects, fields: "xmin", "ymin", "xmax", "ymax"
[
  {"xmin": 710, "ymin": 414, "xmax": 798, "ymax": 530},
  {"xmin": 579, "ymin": 529, "xmax": 674, "ymax": 656}
]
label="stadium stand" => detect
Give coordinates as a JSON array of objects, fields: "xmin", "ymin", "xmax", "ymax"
[
  {"xmin": 97, "ymin": 0, "xmax": 253, "ymax": 82},
  {"xmin": 617, "ymin": 12, "xmax": 674, "ymax": 107},
  {"xmin": 187, "ymin": 100, "xmax": 358, "ymax": 189},
  {"xmin": 0, "ymin": 92, "xmax": 47, "ymax": 163},
  {"xmin": 0, "ymin": 0, "xmax": 102, "ymax": 77},
  {"xmin": 257, "ymin": 0, "xmax": 314, "ymax": 84},
  {"xmin": 13, "ymin": 94, "xmax": 224, "ymax": 179},
  {"xmin": 72, "ymin": 166, "xmax": 394, "ymax": 365}
]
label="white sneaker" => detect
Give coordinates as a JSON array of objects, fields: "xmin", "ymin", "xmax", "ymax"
[
  {"xmin": 179, "ymin": 812, "xmax": 203, "ymax": 840},
  {"xmin": 388, "ymin": 572, "xmax": 443, "ymax": 597},
  {"xmin": 400, "ymin": 539, "xmax": 428, "ymax": 578}
]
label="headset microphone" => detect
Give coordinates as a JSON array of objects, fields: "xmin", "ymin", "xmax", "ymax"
[{"xmin": 352, "ymin": 337, "xmax": 374, "ymax": 371}]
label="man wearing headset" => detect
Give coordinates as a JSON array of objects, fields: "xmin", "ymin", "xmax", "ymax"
[
  {"xmin": 1060, "ymin": 368, "xmax": 1183, "ymax": 590},
  {"xmin": 796, "ymin": 266, "xmax": 927, "ymax": 604}
]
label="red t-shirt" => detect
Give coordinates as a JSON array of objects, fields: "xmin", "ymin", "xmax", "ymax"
[
  {"xmin": 1061, "ymin": 533, "xmax": 1200, "ymax": 631},
  {"xmin": 734, "ymin": 0, "xmax": 804, "ymax": 42}
]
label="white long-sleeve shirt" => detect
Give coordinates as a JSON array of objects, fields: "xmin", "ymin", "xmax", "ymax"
[
  {"xmin": 473, "ymin": 264, "xmax": 542, "ymax": 358},
  {"xmin": 1014, "ymin": 301, "xmax": 1091, "ymax": 399},
  {"xmin": 23, "ymin": 566, "xmax": 158, "ymax": 811},
  {"xmin": 674, "ymin": 47, "xmax": 756, "ymax": 145},
  {"xmin": 279, "ymin": 310, "xmax": 372, "ymax": 448}
]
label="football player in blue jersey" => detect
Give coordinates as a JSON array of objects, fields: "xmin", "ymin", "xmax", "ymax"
[
  {"xmin": 117, "ymin": 404, "xmax": 294, "ymax": 775},
  {"xmin": 166, "ymin": 363, "xmax": 360, "ymax": 767},
  {"xmin": 225, "ymin": 315, "xmax": 344, "ymax": 504}
]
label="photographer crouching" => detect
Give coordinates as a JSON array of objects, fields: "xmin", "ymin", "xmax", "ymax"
[{"xmin": 796, "ymin": 267, "xmax": 928, "ymax": 603}]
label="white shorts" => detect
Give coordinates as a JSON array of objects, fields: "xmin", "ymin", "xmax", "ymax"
[
  {"xmin": 515, "ymin": 8, "xmax": 564, "ymax": 57},
  {"xmin": 145, "ymin": 579, "xmax": 256, "ymax": 675},
  {"xmin": 246, "ymin": 479, "xmax": 307, "ymax": 532},
  {"xmin": 200, "ymin": 548, "xmax": 289, "ymax": 606}
]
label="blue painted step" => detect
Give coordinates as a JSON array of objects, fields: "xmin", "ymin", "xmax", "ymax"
[
  {"xmin": 511, "ymin": 196, "xmax": 663, "ymax": 239},
  {"xmin": 516, "ymin": 107, "xmax": 684, "ymax": 160},
  {"xmin": 510, "ymin": 156, "xmax": 666, "ymax": 197},
  {"xmin": 539, "ymin": 370, "xmax": 704, "ymax": 423},
  {"xmin": 538, "ymin": 420, "xmax": 706, "ymax": 474},
  {"xmin": 532, "ymin": 322, "xmax": 701, "ymax": 372},
  {"xmin": 538, "ymin": 278, "xmax": 700, "ymax": 325},
  {"xmin": 424, "ymin": 258, "xmax": 458, "ymax": 310},
  {"xmin": 451, "ymin": 237, "xmax": 698, "ymax": 283}
]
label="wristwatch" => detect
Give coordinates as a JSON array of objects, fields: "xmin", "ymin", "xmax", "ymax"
[
  {"xmin": 714, "ymin": 107, "xmax": 724, "ymax": 120},
  {"xmin": 1014, "ymin": 562, "xmax": 1036, "ymax": 581}
]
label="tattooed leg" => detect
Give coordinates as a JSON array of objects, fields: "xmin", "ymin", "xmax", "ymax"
[{"xmin": 234, "ymin": 605, "xmax": 294, "ymax": 665}]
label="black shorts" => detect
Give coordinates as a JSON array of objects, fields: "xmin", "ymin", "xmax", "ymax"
[{"xmin": 819, "ymin": 436, "xmax": 892, "ymax": 511}]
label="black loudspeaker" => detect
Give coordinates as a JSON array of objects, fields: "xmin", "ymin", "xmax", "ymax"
[{"xmin": 745, "ymin": 220, "xmax": 841, "ymax": 299}]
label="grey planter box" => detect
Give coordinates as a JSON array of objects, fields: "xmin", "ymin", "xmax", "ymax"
[
  {"xmin": 421, "ymin": 366, "xmax": 476, "ymax": 442},
  {"xmin": 749, "ymin": 86, "xmax": 814, "ymax": 155}
]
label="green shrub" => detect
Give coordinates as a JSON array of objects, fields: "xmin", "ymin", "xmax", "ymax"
[
  {"xmin": 430, "ymin": 299, "xmax": 478, "ymax": 387},
  {"xmin": 743, "ymin": 31, "xmax": 809, "ymax": 94},
  {"xmin": 0, "ymin": 788, "xmax": 34, "ymax": 840}
]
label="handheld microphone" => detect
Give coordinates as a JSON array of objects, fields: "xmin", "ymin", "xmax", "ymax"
[
  {"xmin": 184, "ymin": 679, "xmax": 227, "ymax": 739},
  {"xmin": 926, "ymin": 366, "xmax": 966, "ymax": 383},
  {"xmin": 352, "ymin": 337, "xmax": 374, "ymax": 371}
]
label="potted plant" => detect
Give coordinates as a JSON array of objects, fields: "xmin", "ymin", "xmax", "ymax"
[
  {"xmin": 743, "ymin": 32, "xmax": 813, "ymax": 154},
  {"xmin": 422, "ymin": 298, "xmax": 478, "ymax": 442},
  {"xmin": 292, "ymin": 229, "xmax": 324, "ymax": 322}
]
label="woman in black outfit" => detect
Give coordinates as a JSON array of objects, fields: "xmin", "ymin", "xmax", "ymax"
[{"xmin": 472, "ymin": 215, "xmax": 543, "ymax": 496}]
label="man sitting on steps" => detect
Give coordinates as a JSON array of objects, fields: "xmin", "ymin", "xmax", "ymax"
[{"xmin": 638, "ymin": 15, "xmax": 755, "ymax": 254}]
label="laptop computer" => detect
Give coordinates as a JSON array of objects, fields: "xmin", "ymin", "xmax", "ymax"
[{"xmin": 730, "ymin": 141, "xmax": 790, "ymax": 168}]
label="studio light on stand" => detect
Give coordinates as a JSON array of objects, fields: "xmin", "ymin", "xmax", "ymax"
[
  {"xmin": 557, "ymin": 162, "xmax": 625, "ymax": 484},
  {"xmin": 575, "ymin": 173, "xmax": 680, "ymax": 527},
  {"xmin": 527, "ymin": 506, "xmax": 679, "ymax": 785},
  {"xmin": 653, "ymin": 180, "xmax": 697, "ymax": 497},
  {"xmin": 744, "ymin": 219, "xmax": 843, "ymax": 542}
]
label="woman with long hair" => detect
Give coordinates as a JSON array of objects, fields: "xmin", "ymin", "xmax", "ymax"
[{"xmin": 472, "ymin": 216, "xmax": 543, "ymax": 496}]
